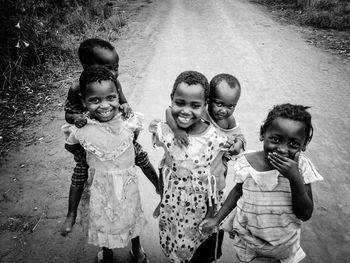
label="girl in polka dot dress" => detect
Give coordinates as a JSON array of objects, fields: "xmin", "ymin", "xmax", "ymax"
[{"xmin": 149, "ymin": 71, "xmax": 229, "ymax": 263}]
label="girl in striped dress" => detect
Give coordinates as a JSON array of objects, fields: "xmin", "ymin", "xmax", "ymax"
[{"xmin": 200, "ymin": 103, "xmax": 323, "ymax": 263}]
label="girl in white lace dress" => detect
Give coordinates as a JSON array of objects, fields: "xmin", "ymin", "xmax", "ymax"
[
  {"xmin": 200, "ymin": 104, "xmax": 323, "ymax": 263},
  {"xmin": 62, "ymin": 65, "xmax": 149, "ymax": 263}
]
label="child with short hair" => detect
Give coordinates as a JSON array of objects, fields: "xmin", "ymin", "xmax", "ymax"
[
  {"xmin": 62, "ymin": 65, "xmax": 150, "ymax": 263},
  {"xmin": 200, "ymin": 103, "xmax": 323, "ymax": 263},
  {"xmin": 61, "ymin": 38, "xmax": 159, "ymax": 236},
  {"xmin": 149, "ymin": 71, "xmax": 229, "ymax": 263},
  {"xmin": 159, "ymin": 73, "xmax": 246, "ymax": 262}
]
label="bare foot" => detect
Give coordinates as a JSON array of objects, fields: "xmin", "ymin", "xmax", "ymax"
[
  {"xmin": 153, "ymin": 202, "xmax": 161, "ymax": 219},
  {"xmin": 60, "ymin": 213, "xmax": 76, "ymax": 236}
]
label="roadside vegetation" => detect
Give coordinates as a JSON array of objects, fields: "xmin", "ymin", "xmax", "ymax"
[
  {"xmin": 0, "ymin": 0, "xmax": 348, "ymax": 160},
  {"xmin": 0, "ymin": 0, "xmax": 134, "ymax": 160},
  {"xmin": 250, "ymin": 0, "xmax": 350, "ymax": 59}
]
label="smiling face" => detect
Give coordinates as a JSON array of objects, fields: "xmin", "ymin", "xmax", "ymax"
[
  {"xmin": 171, "ymin": 82, "xmax": 206, "ymax": 131},
  {"xmin": 208, "ymin": 80, "xmax": 240, "ymax": 122},
  {"xmin": 90, "ymin": 47, "xmax": 119, "ymax": 78},
  {"xmin": 82, "ymin": 80, "xmax": 119, "ymax": 122},
  {"xmin": 261, "ymin": 117, "xmax": 307, "ymax": 160}
]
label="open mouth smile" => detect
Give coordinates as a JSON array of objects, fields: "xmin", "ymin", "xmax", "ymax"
[
  {"xmin": 98, "ymin": 110, "xmax": 113, "ymax": 117},
  {"xmin": 178, "ymin": 115, "xmax": 192, "ymax": 124}
]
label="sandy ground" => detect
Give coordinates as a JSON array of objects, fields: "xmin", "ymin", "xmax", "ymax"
[{"xmin": 1, "ymin": 0, "xmax": 350, "ymax": 262}]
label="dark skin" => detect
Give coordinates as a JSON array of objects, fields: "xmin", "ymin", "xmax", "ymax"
[
  {"xmin": 65, "ymin": 79, "xmax": 130, "ymax": 127},
  {"xmin": 165, "ymin": 79, "xmax": 244, "ymax": 153},
  {"xmin": 200, "ymin": 118, "xmax": 314, "ymax": 235}
]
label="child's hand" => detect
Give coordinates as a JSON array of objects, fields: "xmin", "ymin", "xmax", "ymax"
[
  {"xmin": 222, "ymin": 138, "xmax": 235, "ymax": 152},
  {"xmin": 119, "ymin": 103, "xmax": 133, "ymax": 119},
  {"xmin": 174, "ymin": 129, "xmax": 189, "ymax": 147},
  {"xmin": 199, "ymin": 217, "xmax": 218, "ymax": 236},
  {"xmin": 268, "ymin": 151, "xmax": 302, "ymax": 182},
  {"xmin": 74, "ymin": 114, "xmax": 87, "ymax": 128},
  {"xmin": 225, "ymin": 139, "xmax": 243, "ymax": 156}
]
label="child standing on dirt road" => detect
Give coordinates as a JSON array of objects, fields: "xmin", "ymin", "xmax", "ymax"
[
  {"xmin": 149, "ymin": 71, "xmax": 230, "ymax": 263},
  {"xmin": 61, "ymin": 38, "xmax": 159, "ymax": 236},
  {"xmin": 156, "ymin": 73, "xmax": 246, "ymax": 262},
  {"xmin": 200, "ymin": 103, "xmax": 323, "ymax": 263},
  {"xmin": 62, "ymin": 65, "xmax": 150, "ymax": 263}
]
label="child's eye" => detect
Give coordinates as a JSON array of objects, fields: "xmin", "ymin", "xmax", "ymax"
[
  {"xmin": 214, "ymin": 102, "xmax": 223, "ymax": 107},
  {"xmin": 192, "ymin": 104, "xmax": 201, "ymax": 109},
  {"xmin": 174, "ymin": 101, "xmax": 185, "ymax": 107},
  {"xmin": 289, "ymin": 141, "xmax": 301, "ymax": 148},
  {"xmin": 88, "ymin": 98, "xmax": 100, "ymax": 104},
  {"xmin": 229, "ymin": 105, "xmax": 236, "ymax": 110},
  {"xmin": 107, "ymin": 95, "xmax": 117, "ymax": 101},
  {"xmin": 269, "ymin": 137, "xmax": 279, "ymax": 143}
]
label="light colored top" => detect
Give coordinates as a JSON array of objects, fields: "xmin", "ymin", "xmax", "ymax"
[
  {"xmin": 62, "ymin": 112, "xmax": 146, "ymax": 249},
  {"xmin": 230, "ymin": 152, "xmax": 323, "ymax": 261}
]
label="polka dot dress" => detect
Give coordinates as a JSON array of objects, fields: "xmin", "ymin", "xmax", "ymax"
[{"xmin": 150, "ymin": 121, "xmax": 227, "ymax": 263}]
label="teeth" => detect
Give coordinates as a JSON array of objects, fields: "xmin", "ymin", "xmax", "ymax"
[
  {"xmin": 178, "ymin": 116, "xmax": 191, "ymax": 123},
  {"xmin": 99, "ymin": 110, "xmax": 111, "ymax": 116}
]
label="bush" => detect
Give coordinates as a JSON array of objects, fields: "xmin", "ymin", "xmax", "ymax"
[
  {"xmin": 0, "ymin": 0, "xmax": 68, "ymax": 91},
  {"xmin": 313, "ymin": 0, "xmax": 337, "ymax": 10},
  {"xmin": 0, "ymin": 0, "xmax": 129, "ymax": 158},
  {"xmin": 301, "ymin": 9, "xmax": 332, "ymax": 28}
]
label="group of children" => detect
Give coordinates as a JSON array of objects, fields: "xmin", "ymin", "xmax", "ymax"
[{"xmin": 61, "ymin": 38, "xmax": 323, "ymax": 263}]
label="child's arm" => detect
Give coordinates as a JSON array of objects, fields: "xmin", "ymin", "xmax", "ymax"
[
  {"xmin": 65, "ymin": 83, "xmax": 87, "ymax": 128},
  {"xmin": 268, "ymin": 151, "xmax": 314, "ymax": 221},
  {"xmin": 116, "ymin": 79, "xmax": 133, "ymax": 119},
  {"xmin": 165, "ymin": 107, "xmax": 189, "ymax": 147},
  {"xmin": 200, "ymin": 183, "xmax": 243, "ymax": 234},
  {"xmin": 228, "ymin": 116, "xmax": 246, "ymax": 155}
]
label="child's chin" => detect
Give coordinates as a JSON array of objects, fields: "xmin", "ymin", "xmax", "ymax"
[
  {"xmin": 96, "ymin": 113, "xmax": 117, "ymax": 122},
  {"xmin": 176, "ymin": 121, "xmax": 192, "ymax": 129}
]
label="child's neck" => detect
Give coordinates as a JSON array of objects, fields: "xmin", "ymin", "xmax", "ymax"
[
  {"xmin": 246, "ymin": 151, "xmax": 274, "ymax": 172},
  {"xmin": 185, "ymin": 120, "xmax": 209, "ymax": 135},
  {"xmin": 214, "ymin": 118, "xmax": 230, "ymax": 129}
]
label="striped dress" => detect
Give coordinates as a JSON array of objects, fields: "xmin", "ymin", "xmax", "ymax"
[{"xmin": 230, "ymin": 153, "xmax": 323, "ymax": 263}]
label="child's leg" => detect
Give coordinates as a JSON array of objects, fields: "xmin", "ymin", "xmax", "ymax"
[
  {"xmin": 97, "ymin": 247, "xmax": 113, "ymax": 263},
  {"xmin": 130, "ymin": 236, "xmax": 148, "ymax": 263},
  {"xmin": 133, "ymin": 141, "xmax": 159, "ymax": 193},
  {"xmin": 153, "ymin": 168, "xmax": 164, "ymax": 218},
  {"xmin": 61, "ymin": 144, "xmax": 88, "ymax": 236},
  {"xmin": 189, "ymin": 230, "xmax": 224, "ymax": 263}
]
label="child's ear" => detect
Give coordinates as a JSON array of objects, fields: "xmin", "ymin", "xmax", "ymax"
[
  {"xmin": 82, "ymin": 63, "xmax": 89, "ymax": 69},
  {"xmin": 301, "ymin": 145, "xmax": 306, "ymax": 151},
  {"xmin": 259, "ymin": 134, "xmax": 264, "ymax": 141}
]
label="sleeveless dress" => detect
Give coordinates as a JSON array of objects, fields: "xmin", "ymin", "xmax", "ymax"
[
  {"xmin": 228, "ymin": 152, "xmax": 323, "ymax": 263},
  {"xmin": 149, "ymin": 120, "xmax": 228, "ymax": 263},
  {"xmin": 62, "ymin": 112, "xmax": 147, "ymax": 249}
]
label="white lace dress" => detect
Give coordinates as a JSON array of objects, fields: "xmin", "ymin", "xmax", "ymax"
[{"xmin": 62, "ymin": 112, "xmax": 147, "ymax": 249}]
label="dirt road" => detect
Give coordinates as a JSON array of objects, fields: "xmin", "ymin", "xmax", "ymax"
[{"xmin": 1, "ymin": 0, "xmax": 350, "ymax": 262}]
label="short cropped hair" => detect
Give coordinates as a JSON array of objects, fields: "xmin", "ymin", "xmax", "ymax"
[
  {"xmin": 79, "ymin": 65, "xmax": 116, "ymax": 97},
  {"xmin": 209, "ymin": 73, "xmax": 241, "ymax": 99},
  {"xmin": 78, "ymin": 38, "xmax": 115, "ymax": 66},
  {"xmin": 260, "ymin": 103, "xmax": 314, "ymax": 146},
  {"xmin": 171, "ymin": 71, "xmax": 209, "ymax": 101}
]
